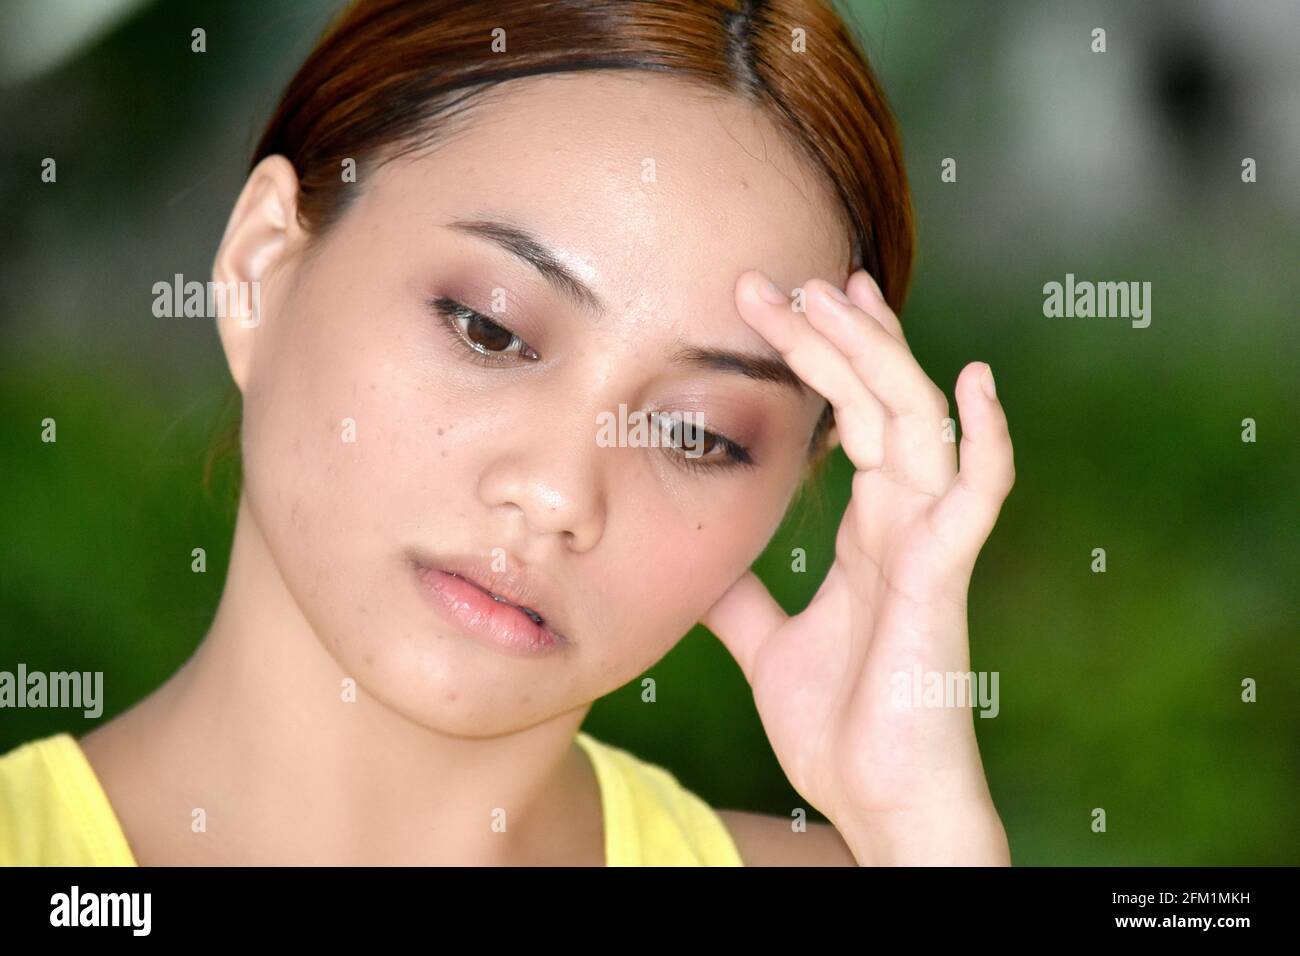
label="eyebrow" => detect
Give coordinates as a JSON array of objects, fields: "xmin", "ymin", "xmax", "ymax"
[
  {"xmin": 445, "ymin": 215, "xmax": 806, "ymax": 397},
  {"xmin": 669, "ymin": 343, "xmax": 806, "ymax": 395},
  {"xmin": 446, "ymin": 217, "xmax": 605, "ymax": 315}
]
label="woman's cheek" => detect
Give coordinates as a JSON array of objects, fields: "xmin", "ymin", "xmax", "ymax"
[
  {"xmin": 248, "ymin": 344, "xmax": 377, "ymax": 553},
  {"xmin": 616, "ymin": 511, "xmax": 739, "ymax": 644}
]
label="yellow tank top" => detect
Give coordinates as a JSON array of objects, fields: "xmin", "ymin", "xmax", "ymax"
[
  {"xmin": 573, "ymin": 731, "xmax": 743, "ymax": 865},
  {"xmin": 0, "ymin": 732, "xmax": 135, "ymax": 866},
  {"xmin": 0, "ymin": 731, "xmax": 742, "ymax": 866}
]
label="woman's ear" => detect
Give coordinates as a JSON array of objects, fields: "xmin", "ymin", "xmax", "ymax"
[{"xmin": 212, "ymin": 155, "xmax": 303, "ymax": 392}]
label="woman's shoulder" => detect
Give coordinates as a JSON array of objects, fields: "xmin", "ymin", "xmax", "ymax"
[
  {"xmin": 0, "ymin": 732, "xmax": 137, "ymax": 866},
  {"xmin": 574, "ymin": 731, "xmax": 856, "ymax": 866},
  {"xmin": 714, "ymin": 809, "xmax": 859, "ymax": 866}
]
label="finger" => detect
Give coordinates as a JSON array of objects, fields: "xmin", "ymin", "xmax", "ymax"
[
  {"xmin": 736, "ymin": 270, "xmax": 885, "ymax": 471},
  {"xmin": 802, "ymin": 278, "xmax": 942, "ymax": 421},
  {"xmin": 844, "ymin": 270, "xmax": 904, "ymax": 344},
  {"xmin": 700, "ymin": 570, "xmax": 787, "ymax": 683},
  {"xmin": 801, "ymin": 278, "xmax": 956, "ymax": 496},
  {"xmin": 928, "ymin": 362, "xmax": 1016, "ymax": 559}
]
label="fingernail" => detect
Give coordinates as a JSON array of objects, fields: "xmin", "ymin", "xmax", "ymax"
[
  {"xmin": 758, "ymin": 276, "xmax": 788, "ymax": 305},
  {"xmin": 980, "ymin": 364, "xmax": 997, "ymax": 401}
]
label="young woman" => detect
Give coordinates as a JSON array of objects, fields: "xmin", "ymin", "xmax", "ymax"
[{"xmin": 1, "ymin": 0, "xmax": 1015, "ymax": 866}]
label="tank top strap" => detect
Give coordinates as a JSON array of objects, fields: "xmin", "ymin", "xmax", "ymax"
[
  {"xmin": 0, "ymin": 733, "xmax": 137, "ymax": 866},
  {"xmin": 574, "ymin": 731, "xmax": 743, "ymax": 866}
]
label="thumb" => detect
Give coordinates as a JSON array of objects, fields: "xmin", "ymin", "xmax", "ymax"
[{"xmin": 700, "ymin": 570, "xmax": 787, "ymax": 683}]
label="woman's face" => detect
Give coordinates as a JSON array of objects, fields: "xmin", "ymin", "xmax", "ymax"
[{"xmin": 226, "ymin": 71, "xmax": 849, "ymax": 735}]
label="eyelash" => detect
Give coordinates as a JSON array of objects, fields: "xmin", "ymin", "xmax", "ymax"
[
  {"xmin": 430, "ymin": 296, "xmax": 538, "ymax": 366},
  {"xmin": 428, "ymin": 296, "xmax": 756, "ymax": 473},
  {"xmin": 648, "ymin": 412, "xmax": 755, "ymax": 474}
]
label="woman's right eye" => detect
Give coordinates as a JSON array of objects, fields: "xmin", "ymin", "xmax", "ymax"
[{"xmin": 430, "ymin": 296, "xmax": 539, "ymax": 364}]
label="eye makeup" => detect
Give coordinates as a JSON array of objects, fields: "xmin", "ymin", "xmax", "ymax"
[
  {"xmin": 429, "ymin": 295, "xmax": 539, "ymax": 365},
  {"xmin": 647, "ymin": 411, "xmax": 756, "ymax": 473},
  {"xmin": 426, "ymin": 294, "xmax": 760, "ymax": 473}
]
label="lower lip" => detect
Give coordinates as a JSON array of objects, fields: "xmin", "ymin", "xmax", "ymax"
[{"xmin": 415, "ymin": 566, "xmax": 567, "ymax": 657}]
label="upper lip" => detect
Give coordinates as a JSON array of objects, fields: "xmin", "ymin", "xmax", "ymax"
[{"xmin": 410, "ymin": 551, "xmax": 570, "ymax": 641}]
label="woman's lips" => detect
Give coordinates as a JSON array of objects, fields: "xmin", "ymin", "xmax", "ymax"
[{"xmin": 414, "ymin": 565, "xmax": 568, "ymax": 657}]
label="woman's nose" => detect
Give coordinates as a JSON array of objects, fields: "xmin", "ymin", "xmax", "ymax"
[{"xmin": 475, "ymin": 413, "xmax": 608, "ymax": 553}]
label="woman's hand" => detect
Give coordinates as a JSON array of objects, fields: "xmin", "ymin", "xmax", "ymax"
[{"xmin": 701, "ymin": 269, "xmax": 1016, "ymax": 865}]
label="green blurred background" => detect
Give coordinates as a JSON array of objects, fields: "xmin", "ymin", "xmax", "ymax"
[{"xmin": 1, "ymin": 0, "xmax": 1296, "ymax": 864}]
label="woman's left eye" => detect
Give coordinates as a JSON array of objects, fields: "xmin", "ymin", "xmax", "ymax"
[
  {"xmin": 430, "ymin": 296, "xmax": 539, "ymax": 364},
  {"xmin": 649, "ymin": 412, "xmax": 755, "ymax": 473}
]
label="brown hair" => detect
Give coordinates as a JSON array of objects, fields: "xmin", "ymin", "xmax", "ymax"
[{"xmin": 207, "ymin": 0, "xmax": 915, "ymax": 529}]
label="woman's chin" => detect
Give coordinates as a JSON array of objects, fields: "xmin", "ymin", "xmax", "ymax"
[{"xmin": 331, "ymin": 632, "xmax": 577, "ymax": 736}]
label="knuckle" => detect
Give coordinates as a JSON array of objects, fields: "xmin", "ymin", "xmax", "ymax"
[
  {"xmin": 929, "ymin": 386, "xmax": 951, "ymax": 418},
  {"xmin": 1002, "ymin": 463, "xmax": 1017, "ymax": 495}
]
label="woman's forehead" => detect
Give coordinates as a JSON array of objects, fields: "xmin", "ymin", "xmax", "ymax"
[{"xmin": 361, "ymin": 70, "xmax": 852, "ymax": 288}]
